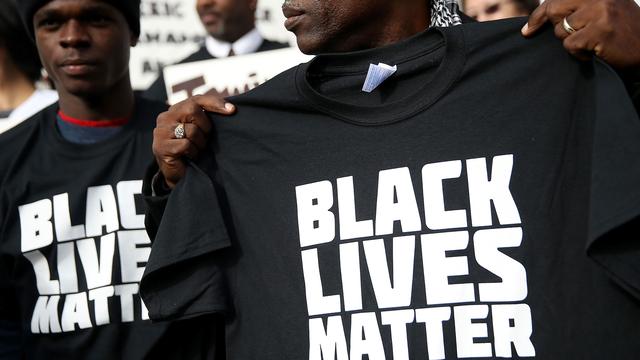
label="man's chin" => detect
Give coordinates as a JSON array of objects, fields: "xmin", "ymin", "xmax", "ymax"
[
  {"xmin": 205, "ymin": 24, "xmax": 226, "ymax": 39},
  {"xmin": 294, "ymin": 35, "xmax": 325, "ymax": 55},
  {"xmin": 61, "ymin": 82, "xmax": 108, "ymax": 99}
]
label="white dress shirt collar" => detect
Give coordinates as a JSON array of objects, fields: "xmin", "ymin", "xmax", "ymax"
[{"xmin": 205, "ymin": 28, "xmax": 264, "ymax": 58}]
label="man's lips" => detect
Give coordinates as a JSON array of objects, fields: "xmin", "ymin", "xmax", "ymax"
[
  {"xmin": 282, "ymin": 5, "xmax": 305, "ymax": 30},
  {"xmin": 199, "ymin": 11, "xmax": 220, "ymax": 25},
  {"xmin": 59, "ymin": 60, "xmax": 98, "ymax": 76}
]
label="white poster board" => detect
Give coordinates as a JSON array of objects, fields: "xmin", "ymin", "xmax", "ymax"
[
  {"xmin": 163, "ymin": 47, "xmax": 312, "ymax": 105},
  {"xmin": 130, "ymin": 0, "xmax": 295, "ymax": 90}
]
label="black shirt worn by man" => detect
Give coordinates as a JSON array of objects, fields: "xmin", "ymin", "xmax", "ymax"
[
  {"xmin": 141, "ymin": 19, "xmax": 640, "ymax": 359},
  {"xmin": 0, "ymin": 97, "xmax": 220, "ymax": 359},
  {"xmin": 144, "ymin": 38, "xmax": 288, "ymax": 103}
]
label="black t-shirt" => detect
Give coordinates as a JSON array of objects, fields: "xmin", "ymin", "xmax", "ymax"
[
  {"xmin": 0, "ymin": 98, "xmax": 220, "ymax": 359},
  {"xmin": 141, "ymin": 19, "xmax": 640, "ymax": 359}
]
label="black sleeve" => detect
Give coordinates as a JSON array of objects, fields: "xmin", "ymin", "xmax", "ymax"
[
  {"xmin": 146, "ymin": 314, "xmax": 225, "ymax": 360},
  {"xmin": 587, "ymin": 61, "xmax": 640, "ymax": 300},
  {"xmin": 140, "ymin": 151, "xmax": 231, "ymax": 322},
  {"xmin": 142, "ymin": 161, "xmax": 170, "ymax": 243},
  {"xmin": 629, "ymin": 81, "xmax": 640, "ymax": 115},
  {"xmin": 619, "ymin": 69, "xmax": 640, "ymax": 115}
]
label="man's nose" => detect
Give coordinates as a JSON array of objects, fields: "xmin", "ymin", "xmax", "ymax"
[{"xmin": 59, "ymin": 20, "xmax": 90, "ymax": 48}]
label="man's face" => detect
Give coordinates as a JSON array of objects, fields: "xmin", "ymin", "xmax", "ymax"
[
  {"xmin": 196, "ymin": 0, "xmax": 256, "ymax": 42},
  {"xmin": 33, "ymin": 0, "xmax": 135, "ymax": 97},
  {"xmin": 464, "ymin": 0, "xmax": 528, "ymax": 22},
  {"xmin": 281, "ymin": 0, "xmax": 396, "ymax": 54}
]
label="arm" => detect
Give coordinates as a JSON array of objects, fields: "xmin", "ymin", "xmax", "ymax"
[{"xmin": 144, "ymin": 94, "xmax": 235, "ymax": 241}]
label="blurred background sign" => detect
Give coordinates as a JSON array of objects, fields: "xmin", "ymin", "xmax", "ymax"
[
  {"xmin": 130, "ymin": 0, "xmax": 294, "ymax": 90},
  {"xmin": 163, "ymin": 48, "xmax": 311, "ymax": 105}
]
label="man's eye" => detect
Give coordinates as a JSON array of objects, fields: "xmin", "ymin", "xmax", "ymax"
[
  {"xmin": 485, "ymin": 4, "xmax": 501, "ymax": 15},
  {"xmin": 38, "ymin": 18, "xmax": 61, "ymax": 29}
]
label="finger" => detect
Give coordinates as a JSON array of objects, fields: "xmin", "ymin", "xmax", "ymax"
[
  {"xmin": 562, "ymin": 24, "xmax": 600, "ymax": 61},
  {"xmin": 554, "ymin": 21, "xmax": 571, "ymax": 40},
  {"xmin": 156, "ymin": 110, "xmax": 177, "ymax": 128},
  {"xmin": 153, "ymin": 124, "xmax": 207, "ymax": 152},
  {"xmin": 553, "ymin": 11, "xmax": 584, "ymax": 40},
  {"xmin": 178, "ymin": 99, "xmax": 214, "ymax": 134},
  {"xmin": 161, "ymin": 138, "xmax": 200, "ymax": 160},
  {"xmin": 523, "ymin": 1, "xmax": 550, "ymax": 36},
  {"xmin": 523, "ymin": 0, "xmax": 579, "ymax": 37},
  {"xmin": 183, "ymin": 123, "xmax": 208, "ymax": 151},
  {"xmin": 189, "ymin": 107, "xmax": 214, "ymax": 134},
  {"xmin": 192, "ymin": 94, "xmax": 236, "ymax": 115}
]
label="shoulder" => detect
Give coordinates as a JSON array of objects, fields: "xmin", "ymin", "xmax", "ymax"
[
  {"xmin": 177, "ymin": 46, "xmax": 214, "ymax": 63},
  {"xmin": 226, "ymin": 63, "xmax": 302, "ymax": 108},
  {"xmin": 258, "ymin": 39, "xmax": 291, "ymax": 52},
  {"xmin": 0, "ymin": 106, "xmax": 53, "ymax": 184},
  {"xmin": 0, "ymin": 105, "xmax": 51, "ymax": 145}
]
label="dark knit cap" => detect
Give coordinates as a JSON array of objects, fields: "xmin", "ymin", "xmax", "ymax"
[{"xmin": 14, "ymin": 0, "xmax": 141, "ymax": 39}]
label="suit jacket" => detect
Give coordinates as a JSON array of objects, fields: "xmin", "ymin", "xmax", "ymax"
[{"xmin": 144, "ymin": 38, "xmax": 289, "ymax": 103}]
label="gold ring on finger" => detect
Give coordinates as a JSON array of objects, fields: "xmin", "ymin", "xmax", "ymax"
[{"xmin": 562, "ymin": 17, "xmax": 577, "ymax": 35}]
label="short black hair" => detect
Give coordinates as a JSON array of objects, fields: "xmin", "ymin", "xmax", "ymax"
[
  {"xmin": 15, "ymin": 0, "xmax": 142, "ymax": 40},
  {"xmin": 0, "ymin": 2, "xmax": 42, "ymax": 83}
]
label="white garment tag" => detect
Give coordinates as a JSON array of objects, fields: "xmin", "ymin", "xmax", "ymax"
[{"xmin": 362, "ymin": 63, "xmax": 398, "ymax": 93}]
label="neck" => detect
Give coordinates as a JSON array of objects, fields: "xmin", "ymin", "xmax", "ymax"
[
  {"xmin": 330, "ymin": 6, "xmax": 430, "ymax": 53},
  {"xmin": 0, "ymin": 63, "xmax": 36, "ymax": 111},
  {"xmin": 57, "ymin": 76, "xmax": 135, "ymax": 121},
  {"xmin": 215, "ymin": 23, "xmax": 254, "ymax": 43}
]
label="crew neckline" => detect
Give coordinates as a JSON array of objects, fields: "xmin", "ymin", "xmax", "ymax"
[
  {"xmin": 296, "ymin": 26, "xmax": 466, "ymax": 126},
  {"xmin": 43, "ymin": 97, "xmax": 144, "ymax": 158}
]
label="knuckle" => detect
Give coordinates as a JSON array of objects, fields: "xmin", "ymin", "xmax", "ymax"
[
  {"xmin": 563, "ymin": 37, "xmax": 578, "ymax": 51},
  {"xmin": 156, "ymin": 111, "xmax": 169, "ymax": 125},
  {"xmin": 601, "ymin": 0, "xmax": 616, "ymax": 11},
  {"xmin": 176, "ymin": 140, "xmax": 191, "ymax": 154},
  {"xmin": 601, "ymin": 24, "xmax": 615, "ymax": 37},
  {"xmin": 597, "ymin": 0, "xmax": 617, "ymax": 20},
  {"xmin": 162, "ymin": 156, "xmax": 178, "ymax": 166},
  {"xmin": 152, "ymin": 143, "xmax": 161, "ymax": 157},
  {"xmin": 545, "ymin": 2, "xmax": 559, "ymax": 17},
  {"xmin": 186, "ymin": 99, "xmax": 201, "ymax": 113},
  {"xmin": 554, "ymin": 24, "xmax": 567, "ymax": 38}
]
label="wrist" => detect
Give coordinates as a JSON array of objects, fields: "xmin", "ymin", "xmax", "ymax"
[{"xmin": 152, "ymin": 172, "xmax": 173, "ymax": 196}]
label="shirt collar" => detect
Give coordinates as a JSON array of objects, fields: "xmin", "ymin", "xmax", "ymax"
[{"xmin": 205, "ymin": 28, "xmax": 264, "ymax": 58}]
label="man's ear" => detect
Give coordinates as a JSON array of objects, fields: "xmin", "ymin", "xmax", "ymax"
[
  {"xmin": 249, "ymin": 0, "xmax": 258, "ymax": 12},
  {"xmin": 130, "ymin": 34, "xmax": 139, "ymax": 47}
]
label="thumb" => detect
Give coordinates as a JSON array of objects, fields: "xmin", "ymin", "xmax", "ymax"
[{"xmin": 522, "ymin": 2, "xmax": 549, "ymax": 37}]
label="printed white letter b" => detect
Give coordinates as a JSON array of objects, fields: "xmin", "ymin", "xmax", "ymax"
[
  {"xmin": 296, "ymin": 181, "xmax": 335, "ymax": 247},
  {"xmin": 19, "ymin": 199, "xmax": 54, "ymax": 252}
]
